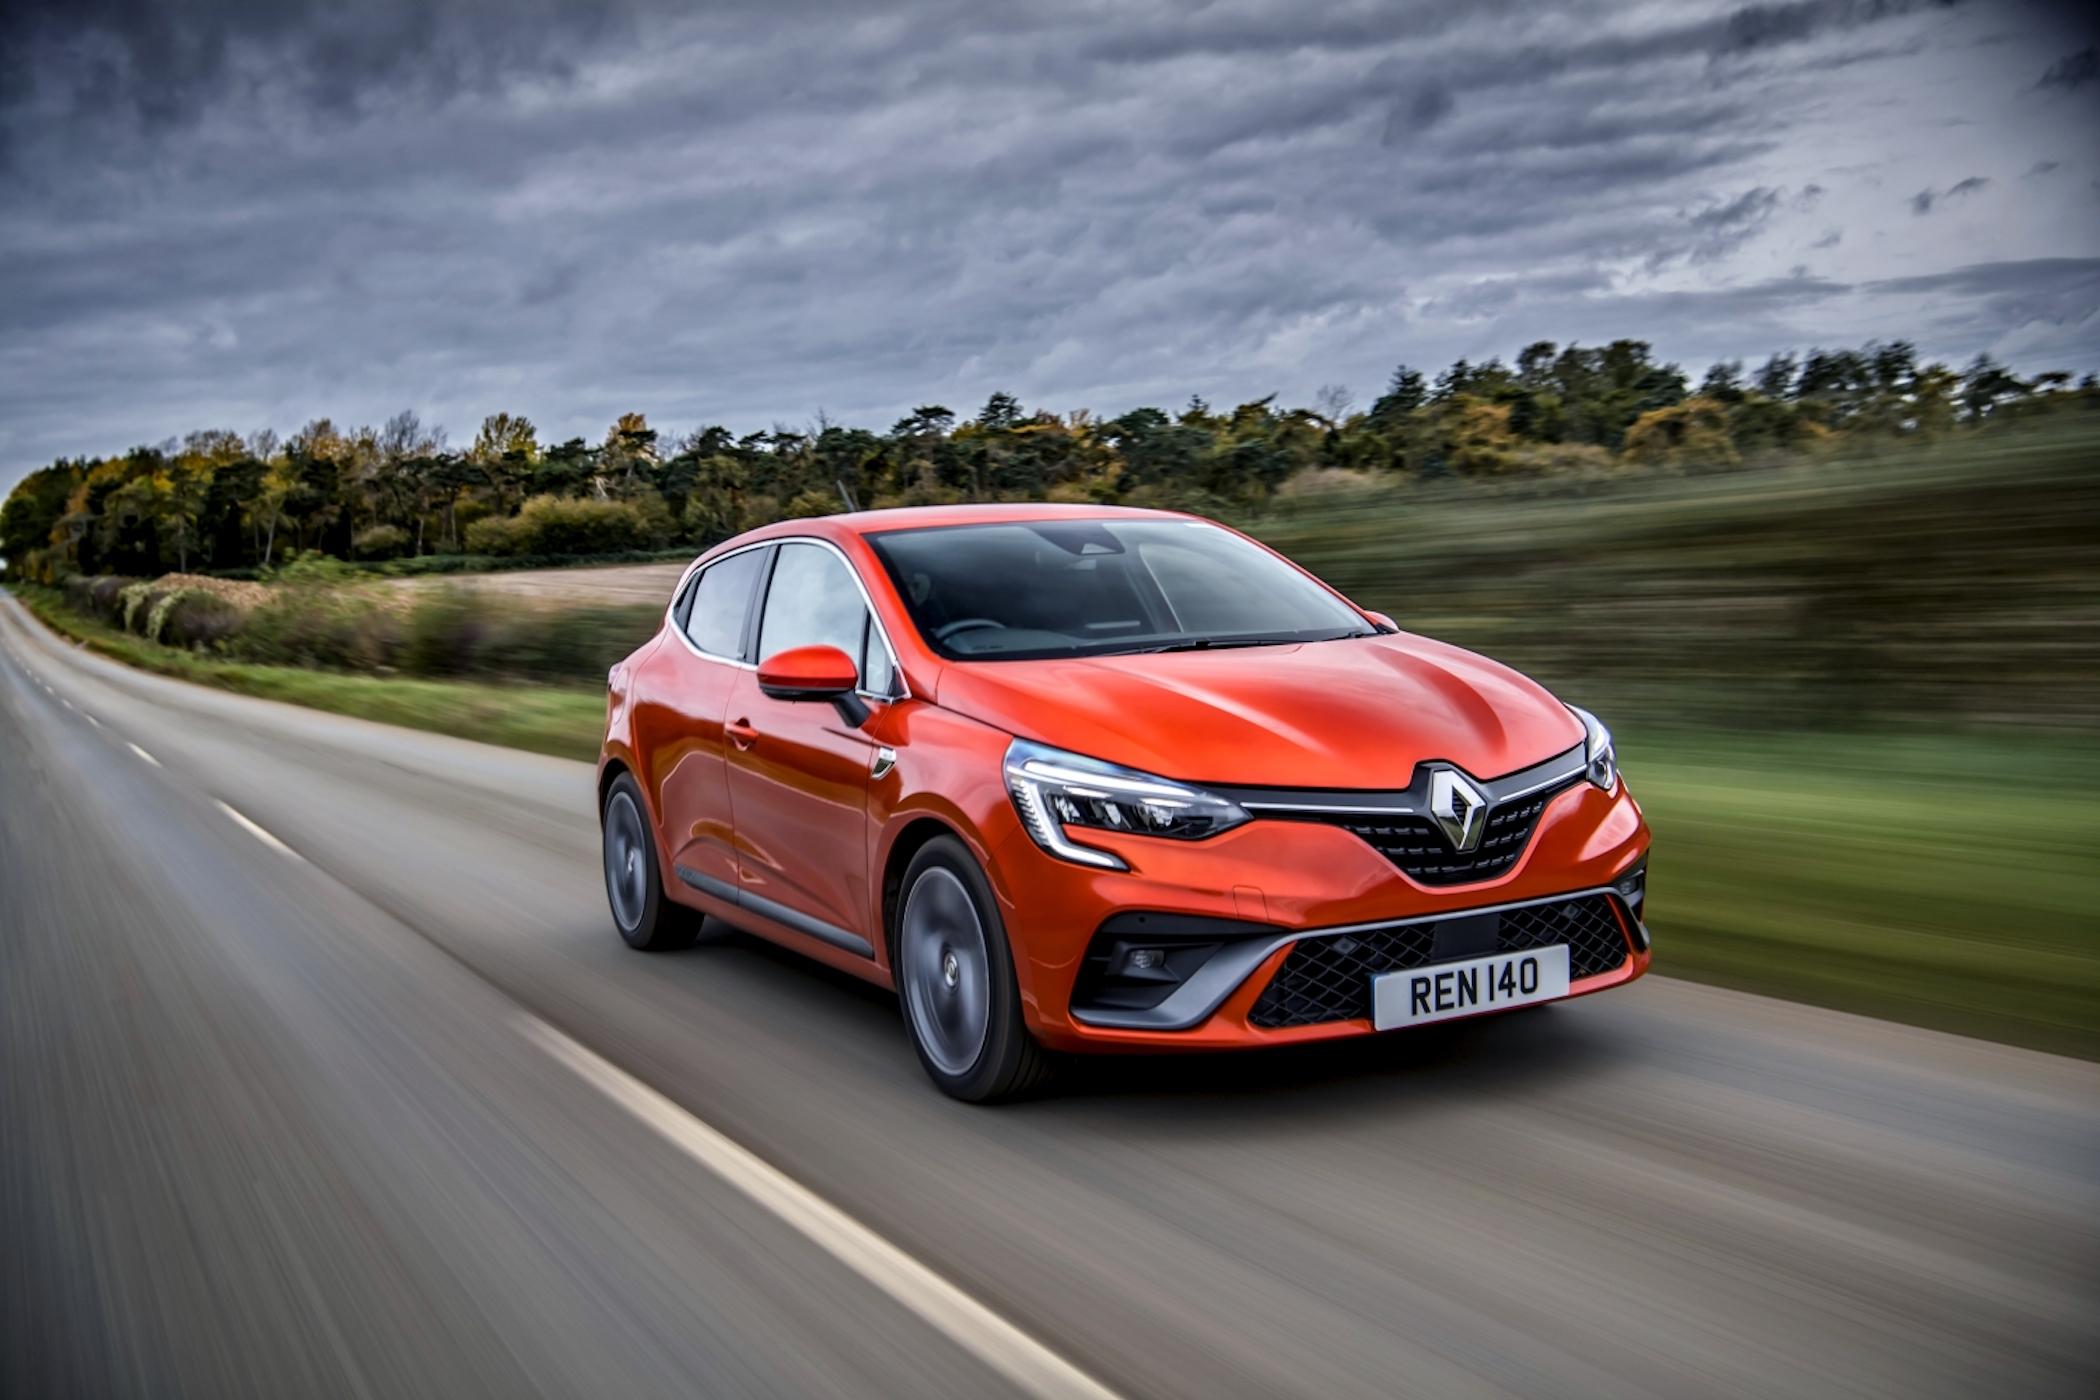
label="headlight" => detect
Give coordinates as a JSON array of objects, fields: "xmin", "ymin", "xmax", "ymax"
[
  {"xmin": 1003, "ymin": 739, "xmax": 1250, "ymax": 870},
  {"xmin": 1569, "ymin": 706, "xmax": 1616, "ymax": 791}
]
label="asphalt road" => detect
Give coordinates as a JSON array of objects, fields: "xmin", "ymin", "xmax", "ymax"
[{"xmin": 2, "ymin": 591, "xmax": 2095, "ymax": 1400}]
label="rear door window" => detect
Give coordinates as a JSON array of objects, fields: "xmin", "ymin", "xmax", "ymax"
[{"xmin": 683, "ymin": 548, "xmax": 768, "ymax": 658}]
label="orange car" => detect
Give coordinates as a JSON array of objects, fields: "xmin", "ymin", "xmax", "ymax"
[{"xmin": 599, "ymin": 504, "xmax": 1650, "ymax": 1100}]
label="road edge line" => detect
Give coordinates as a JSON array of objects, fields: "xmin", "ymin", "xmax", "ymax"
[{"xmin": 518, "ymin": 1015, "xmax": 1123, "ymax": 1400}]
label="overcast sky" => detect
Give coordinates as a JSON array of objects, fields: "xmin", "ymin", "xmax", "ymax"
[{"xmin": 2, "ymin": 0, "xmax": 2095, "ymax": 489}]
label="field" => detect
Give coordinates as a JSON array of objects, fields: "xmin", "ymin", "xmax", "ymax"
[
  {"xmin": 384, "ymin": 560, "xmax": 686, "ymax": 607},
  {"xmin": 15, "ymin": 421, "xmax": 2100, "ymax": 1056}
]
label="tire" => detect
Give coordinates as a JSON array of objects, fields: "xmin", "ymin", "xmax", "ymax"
[
  {"xmin": 602, "ymin": 772, "xmax": 701, "ymax": 952},
  {"xmin": 894, "ymin": 836, "xmax": 1053, "ymax": 1103}
]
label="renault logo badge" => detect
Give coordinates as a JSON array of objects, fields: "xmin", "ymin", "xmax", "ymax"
[{"xmin": 1429, "ymin": 769, "xmax": 1489, "ymax": 852}]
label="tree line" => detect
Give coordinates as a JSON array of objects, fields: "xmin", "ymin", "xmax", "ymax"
[{"xmin": 4, "ymin": 337, "xmax": 2093, "ymax": 583}]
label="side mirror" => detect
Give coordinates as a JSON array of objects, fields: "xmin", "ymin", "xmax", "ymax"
[
  {"xmin": 1364, "ymin": 610, "xmax": 1398, "ymax": 633},
  {"xmin": 757, "ymin": 644, "xmax": 869, "ymax": 727}
]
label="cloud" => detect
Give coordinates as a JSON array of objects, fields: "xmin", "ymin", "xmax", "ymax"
[
  {"xmin": 2037, "ymin": 45, "xmax": 2096, "ymax": 92},
  {"xmin": 0, "ymin": 0, "xmax": 2094, "ymax": 491},
  {"xmin": 1865, "ymin": 256, "xmax": 2100, "ymax": 297},
  {"xmin": 1385, "ymin": 82, "xmax": 1456, "ymax": 141},
  {"xmin": 1911, "ymin": 175, "xmax": 1989, "ymax": 213},
  {"xmin": 0, "ymin": 0, "xmax": 663, "ymax": 138}
]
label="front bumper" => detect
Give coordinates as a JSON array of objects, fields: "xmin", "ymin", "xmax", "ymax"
[{"xmin": 986, "ymin": 773, "xmax": 1651, "ymax": 1053}]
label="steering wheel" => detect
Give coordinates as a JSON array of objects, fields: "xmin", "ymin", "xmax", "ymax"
[{"xmin": 933, "ymin": 618, "xmax": 1007, "ymax": 643}]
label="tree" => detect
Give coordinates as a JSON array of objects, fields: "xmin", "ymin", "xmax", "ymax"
[
  {"xmin": 470, "ymin": 412, "xmax": 535, "ymax": 464},
  {"xmin": 1369, "ymin": 365, "xmax": 1426, "ymax": 423},
  {"xmin": 1622, "ymin": 397, "xmax": 1740, "ymax": 469},
  {"xmin": 157, "ymin": 458, "xmax": 211, "ymax": 571},
  {"xmin": 598, "ymin": 412, "xmax": 659, "ymax": 498},
  {"xmin": 6, "ymin": 329, "xmax": 2095, "ymax": 582},
  {"xmin": 1959, "ymin": 354, "xmax": 2028, "ymax": 422},
  {"xmin": 1699, "ymin": 360, "xmax": 1745, "ymax": 402},
  {"xmin": 1755, "ymin": 352, "xmax": 1798, "ymax": 399},
  {"xmin": 977, "ymin": 392, "xmax": 1024, "ymax": 430}
]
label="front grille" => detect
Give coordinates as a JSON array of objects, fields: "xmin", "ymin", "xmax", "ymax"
[
  {"xmin": 1315, "ymin": 778, "xmax": 1575, "ymax": 886},
  {"xmin": 1248, "ymin": 893, "xmax": 1631, "ymax": 1029}
]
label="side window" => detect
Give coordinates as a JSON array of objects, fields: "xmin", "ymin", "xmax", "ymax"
[
  {"xmin": 683, "ymin": 548, "xmax": 767, "ymax": 658},
  {"xmin": 758, "ymin": 543, "xmax": 871, "ymax": 671},
  {"xmin": 860, "ymin": 615, "xmax": 897, "ymax": 698}
]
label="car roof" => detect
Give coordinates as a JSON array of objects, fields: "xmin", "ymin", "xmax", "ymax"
[
  {"xmin": 717, "ymin": 502, "xmax": 1192, "ymax": 552},
  {"xmin": 832, "ymin": 502, "xmax": 1188, "ymax": 535}
]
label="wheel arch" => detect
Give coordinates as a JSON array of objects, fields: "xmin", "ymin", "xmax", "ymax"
[
  {"xmin": 597, "ymin": 755, "xmax": 633, "ymax": 823},
  {"xmin": 879, "ymin": 815, "xmax": 970, "ymax": 968}
]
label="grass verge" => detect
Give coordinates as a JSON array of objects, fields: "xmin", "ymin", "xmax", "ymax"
[
  {"xmin": 12, "ymin": 585, "xmax": 603, "ymax": 762},
  {"xmin": 12, "ymin": 584, "xmax": 2097, "ymax": 1058},
  {"xmin": 1626, "ymin": 730, "xmax": 2099, "ymax": 1060}
]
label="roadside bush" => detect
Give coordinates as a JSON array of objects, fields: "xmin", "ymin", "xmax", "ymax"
[
  {"xmin": 267, "ymin": 551, "xmax": 361, "ymax": 586},
  {"xmin": 352, "ymin": 524, "xmax": 411, "ymax": 560},
  {"xmin": 159, "ymin": 591, "xmax": 245, "ymax": 650},
  {"xmin": 45, "ymin": 556, "xmax": 660, "ymax": 686},
  {"xmin": 1511, "ymin": 442, "xmax": 1617, "ymax": 475},
  {"xmin": 1275, "ymin": 467, "xmax": 1386, "ymax": 501},
  {"xmin": 118, "ymin": 581, "xmax": 157, "ymax": 633},
  {"xmin": 370, "ymin": 547, "xmax": 691, "ymax": 578},
  {"xmin": 497, "ymin": 495, "xmax": 667, "ymax": 556},
  {"xmin": 473, "ymin": 603, "xmax": 661, "ymax": 683},
  {"xmin": 229, "ymin": 586, "xmax": 403, "ymax": 671},
  {"xmin": 65, "ymin": 574, "xmax": 139, "ymax": 625},
  {"xmin": 1622, "ymin": 396, "xmax": 1741, "ymax": 470},
  {"xmin": 98, "ymin": 572, "xmax": 271, "ymax": 643},
  {"xmin": 399, "ymin": 588, "xmax": 486, "ymax": 676},
  {"xmin": 463, "ymin": 514, "xmax": 525, "ymax": 556}
]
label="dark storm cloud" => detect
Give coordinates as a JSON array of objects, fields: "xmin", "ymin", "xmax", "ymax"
[
  {"xmin": 1, "ymin": 0, "xmax": 2094, "ymax": 491},
  {"xmin": 1911, "ymin": 175, "xmax": 1991, "ymax": 214},
  {"xmin": 2036, "ymin": 45, "xmax": 2096, "ymax": 91},
  {"xmin": 0, "ymin": 0, "xmax": 656, "ymax": 138},
  {"xmin": 1712, "ymin": 0, "xmax": 1957, "ymax": 56},
  {"xmin": 1867, "ymin": 256, "xmax": 2100, "ymax": 296}
]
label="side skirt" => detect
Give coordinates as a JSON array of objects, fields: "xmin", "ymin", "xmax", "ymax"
[{"xmin": 674, "ymin": 865, "xmax": 875, "ymax": 959}]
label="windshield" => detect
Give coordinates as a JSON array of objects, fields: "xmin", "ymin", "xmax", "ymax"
[{"xmin": 865, "ymin": 518, "xmax": 1377, "ymax": 661}]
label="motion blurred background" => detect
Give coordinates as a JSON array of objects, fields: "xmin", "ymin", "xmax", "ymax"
[{"xmin": 2, "ymin": 1, "xmax": 2097, "ymax": 1396}]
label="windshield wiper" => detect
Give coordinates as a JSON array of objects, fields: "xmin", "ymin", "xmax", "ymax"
[{"xmin": 1118, "ymin": 630, "xmax": 1368, "ymax": 656}]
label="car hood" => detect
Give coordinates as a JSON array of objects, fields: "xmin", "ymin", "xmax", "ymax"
[{"xmin": 932, "ymin": 632, "xmax": 1584, "ymax": 788}]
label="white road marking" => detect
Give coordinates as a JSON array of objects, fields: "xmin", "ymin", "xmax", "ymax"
[
  {"xmin": 126, "ymin": 742, "xmax": 161, "ymax": 768},
  {"xmin": 215, "ymin": 801, "xmax": 303, "ymax": 860},
  {"xmin": 522, "ymin": 1018, "xmax": 1122, "ymax": 1400},
  {"xmin": 84, "ymin": 713, "xmax": 101, "ymax": 728}
]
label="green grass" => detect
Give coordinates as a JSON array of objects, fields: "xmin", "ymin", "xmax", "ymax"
[
  {"xmin": 13, "ymin": 586, "xmax": 603, "ymax": 762},
  {"xmin": 1626, "ymin": 731, "xmax": 2100, "ymax": 1060}
]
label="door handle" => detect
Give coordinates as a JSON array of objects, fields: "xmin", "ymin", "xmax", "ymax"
[{"xmin": 726, "ymin": 718, "xmax": 759, "ymax": 750}]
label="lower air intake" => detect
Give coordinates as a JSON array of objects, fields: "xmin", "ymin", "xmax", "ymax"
[{"xmin": 1248, "ymin": 893, "xmax": 1631, "ymax": 1029}]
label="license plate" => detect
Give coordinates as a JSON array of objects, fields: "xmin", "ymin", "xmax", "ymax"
[{"xmin": 1372, "ymin": 945, "xmax": 1571, "ymax": 1029}]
